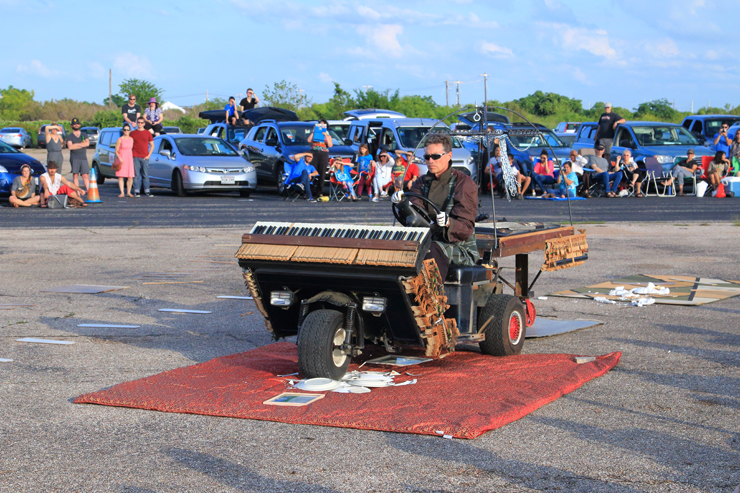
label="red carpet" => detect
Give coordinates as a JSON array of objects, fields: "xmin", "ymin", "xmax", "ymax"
[{"xmin": 74, "ymin": 343, "xmax": 620, "ymax": 439}]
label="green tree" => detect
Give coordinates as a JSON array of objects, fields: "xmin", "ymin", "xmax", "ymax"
[
  {"xmin": 103, "ymin": 94, "xmax": 126, "ymax": 107},
  {"xmin": 0, "ymin": 86, "xmax": 36, "ymax": 120},
  {"xmin": 633, "ymin": 99, "xmax": 679, "ymax": 121},
  {"xmin": 513, "ymin": 91, "xmax": 583, "ymax": 117},
  {"xmin": 117, "ymin": 79, "xmax": 163, "ymax": 107},
  {"xmin": 354, "ymin": 88, "xmax": 400, "ymax": 110},
  {"xmin": 262, "ymin": 80, "xmax": 309, "ymax": 111}
]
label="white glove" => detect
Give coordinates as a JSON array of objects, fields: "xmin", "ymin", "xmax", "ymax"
[
  {"xmin": 391, "ymin": 190, "xmax": 404, "ymax": 203},
  {"xmin": 436, "ymin": 211, "xmax": 449, "ymax": 227}
]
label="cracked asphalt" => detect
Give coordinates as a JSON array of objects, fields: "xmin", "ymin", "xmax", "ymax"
[{"xmin": 0, "ymin": 217, "xmax": 738, "ymax": 491}]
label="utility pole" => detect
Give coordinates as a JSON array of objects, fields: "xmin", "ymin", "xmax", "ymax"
[
  {"xmin": 455, "ymin": 80, "xmax": 461, "ymax": 107},
  {"xmin": 206, "ymin": 90, "xmax": 209, "ymax": 102},
  {"xmin": 108, "ymin": 69, "xmax": 112, "ymax": 107},
  {"xmin": 480, "ymin": 73, "xmax": 488, "ymax": 108},
  {"xmin": 691, "ymin": 100, "xmax": 693, "ymax": 112},
  {"xmin": 445, "ymin": 80, "xmax": 449, "ymax": 107},
  {"xmin": 362, "ymin": 85, "xmax": 372, "ymax": 93}
]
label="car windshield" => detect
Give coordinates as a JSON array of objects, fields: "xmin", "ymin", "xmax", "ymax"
[
  {"xmin": 508, "ymin": 130, "xmax": 566, "ymax": 148},
  {"xmin": 0, "ymin": 141, "xmax": 19, "ymax": 153},
  {"xmin": 416, "ymin": 131, "xmax": 463, "ymax": 149},
  {"xmin": 164, "ymin": 127, "xmax": 182, "ymax": 133},
  {"xmin": 397, "ymin": 127, "xmax": 462, "ymax": 150},
  {"xmin": 1, "ymin": 128, "xmax": 21, "ymax": 133},
  {"xmin": 174, "ymin": 138, "xmax": 239, "ymax": 156},
  {"xmin": 705, "ymin": 118, "xmax": 740, "ymax": 136},
  {"xmin": 633, "ymin": 125, "xmax": 699, "ymax": 146},
  {"xmin": 226, "ymin": 127, "xmax": 250, "ymax": 144},
  {"xmin": 279, "ymin": 125, "xmax": 343, "ymax": 146},
  {"xmin": 328, "ymin": 124, "xmax": 349, "ymax": 140}
]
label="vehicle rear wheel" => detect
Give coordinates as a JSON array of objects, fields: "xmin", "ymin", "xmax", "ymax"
[
  {"xmin": 276, "ymin": 166, "xmax": 286, "ymax": 195},
  {"xmin": 297, "ymin": 309, "xmax": 351, "ymax": 380},
  {"xmin": 478, "ymin": 294, "xmax": 526, "ymax": 356},
  {"xmin": 239, "ymin": 190, "xmax": 251, "ymax": 198},
  {"xmin": 172, "ymin": 170, "xmax": 187, "ymax": 197},
  {"xmin": 93, "ymin": 164, "xmax": 105, "ymax": 184}
]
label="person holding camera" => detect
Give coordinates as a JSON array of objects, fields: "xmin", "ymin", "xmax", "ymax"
[
  {"xmin": 307, "ymin": 119, "xmax": 333, "ymax": 199},
  {"xmin": 713, "ymin": 123, "xmax": 732, "ymax": 156}
]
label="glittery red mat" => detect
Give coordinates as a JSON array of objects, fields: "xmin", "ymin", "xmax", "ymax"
[{"xmin": 74, "ymin": 342, "xmax": 621, "ymax": 439}]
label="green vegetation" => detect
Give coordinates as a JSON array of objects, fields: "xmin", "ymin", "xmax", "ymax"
[{"xmin": 2, "ymin": 80, "xmax": 740, "ymax": 147}]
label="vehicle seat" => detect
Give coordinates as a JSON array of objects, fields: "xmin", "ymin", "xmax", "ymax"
[{"xmin": 444, "ymin": 265, "xmax": 489, "ymax": 285}]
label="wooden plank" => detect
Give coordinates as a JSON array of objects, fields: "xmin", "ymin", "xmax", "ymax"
[
  {"xmin": 241, "ymin": 234, "xmax": 420, "ymax": 252},
  {"xmin": 488, "ymin": 241, "xmax": 547, "ymax": 258},
  {"xmin": 497, "ymin": 226, "xmax": 574, "ymax": 249}
]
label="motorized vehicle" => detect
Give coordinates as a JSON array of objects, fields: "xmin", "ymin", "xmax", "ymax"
[
  {"xmin": 37, "ymin": 124, "xmax": 66, "ymax": 148},
  {"xmin": 197, "ymin": 128, "xmax": 206, "ymax": 134},
  {"xmin": 503, "ymin": 123, "xmax": 572, "ymax": 164},
  {"xmin": 457, "ymin": 111, "xmax": 510, "ymax": 128},
  {"xmin": 554, "ymin": 122, "xmax": 581, "ymax": 134},
  {"xmin": 346, "ymin": 118, "xmax": 477, "ymax": 180},
  {"xmin": 199, "ymin": 106, "xmax": 299, "ymax": 126},
  {"xmin": 80, "ymin": 127, "xmax": 99, "ymax": 146},
  {"xmin": 681, "ymin": 115, "xmax": 740, "ymax": 148},
  {"xmin": 342, "ymin": 109, "xmax": 407, "ymax": 121},
  {"xmin": 204, "ymin": 123, "xmax": 252, "ymax": 153},
  {"xmin": 326, "ymin": 120, "xmax": 351, "ymax": 141},
  {"xmin": 238, "ymin": 121, "xmax": 355, "ymax": 189},
  {"xmin": 0, "ymin": 127, "xmax": 33, "ymax": 149},
  {"xmin": 0, "ymin": 140, "xmax": 46, "ymax": 195},
  {"xmin": 235, "ymin": 196, "xmax": 588, "ymax": 380},
  {"xmin": 162, "ymin": 126, "xmax": 182, "ymax": 134}
]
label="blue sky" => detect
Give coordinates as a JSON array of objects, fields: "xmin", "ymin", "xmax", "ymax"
[{"xmin": 4, "ymin": 0, "xmax": 739, "ymax": 112}]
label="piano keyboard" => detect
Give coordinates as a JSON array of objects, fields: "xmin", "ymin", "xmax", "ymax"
[{"xmin": 249, "ymin": 222, "xmax": 429, "ymax": 243}]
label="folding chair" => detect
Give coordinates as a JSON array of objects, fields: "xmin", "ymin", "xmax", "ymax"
[
  {"xmin": 328, "ymin": 158, "xmax": 357, "ymax": 201},
  {"xmin": 643, "ymin": 157, "xmax": 675, "ymax": 197},
  {"xmin": 280, "ymin": 161, "xmax": 312, "ymax": 202},
  {"xmin": 672, "ymin": 158, "xmax": 699, "ymax": 196}
]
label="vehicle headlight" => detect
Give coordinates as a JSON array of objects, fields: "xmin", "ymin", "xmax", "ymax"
[
  {"xmin": 467, "ymin": 156, "xmax": 475, "ymax": 164},
  {"xmin": 243, "ymin": 166, "xmax": 254, "ymax": 173},
  {"xmin": 270, "ymin": 290, "xmax": 294, "ymax": 307},
  {"xmin": 362, "ymin": 296, "xmax": 387, "ymax": 315},
  {"xmin": 655, "ymin": 155, "xmax": 674, "ymax": 164},
  {"xmin": 184, "ymin": 165, "xmax": 206, "ymax": 172},
  {"xmin": 0, "ymin": 165, "xmax": 7, "ymax": 173}
]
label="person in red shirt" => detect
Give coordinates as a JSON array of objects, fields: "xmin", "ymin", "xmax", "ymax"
[
  {"xmin": 131, "ymin": 117, "xmax": 155, "ymax": 197},
  {"xmin": 394, "ymin": 150, "xmax": 420, "ymax": 191}
]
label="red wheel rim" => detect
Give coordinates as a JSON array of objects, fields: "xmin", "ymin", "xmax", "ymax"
[{"xmin": 508, "ymin": 312, "xmax": 522, "ymax": 345}]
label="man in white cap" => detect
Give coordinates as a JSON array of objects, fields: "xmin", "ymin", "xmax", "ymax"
[{"xmin": 594, "ymin": 103, "xmax": 625, "ymax": 156}]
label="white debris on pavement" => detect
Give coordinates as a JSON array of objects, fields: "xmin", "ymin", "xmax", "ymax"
[
  {"xmin": 632, "ymin": 298, "xmax": 656, "ymax": 307},
  {"xmin": 593, "ymin": 297, "xmax": 617, "ymax": 304}
]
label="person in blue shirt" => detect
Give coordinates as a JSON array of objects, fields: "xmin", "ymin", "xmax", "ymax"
[
  {"xmin": 332, "ymin": 158, "xmax": 358, "ymax": 201},
  {"xmin": 355, "ymin": 144, "xmax": 375, "ymax": 200},
  {"xmin": 543, "ymin": 161, "xmax": 579, "ymax": 198},
  {"xmin": 224, "ymin": 97, "xmax": 239, "ymax": 125},
  {"xmin": 713, "ymin": 123, "xmax": 732, "ymax": 155},
  {"xmin": 287, "ymin": 152, "xmax": 320, "ymax": 202}
]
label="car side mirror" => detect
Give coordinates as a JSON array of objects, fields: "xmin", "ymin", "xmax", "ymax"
[
  {"xmin": 159, "ymin": 149, "xmax": 171, "ymax": 158},
  {"xmin": 344, "ymin": 138, "xmax": 353, "ymax": 146}
]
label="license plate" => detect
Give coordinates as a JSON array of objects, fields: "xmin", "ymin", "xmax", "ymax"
[{"xmin": 220, "ymin": 176, "xmax": 235, "ymax": 185}]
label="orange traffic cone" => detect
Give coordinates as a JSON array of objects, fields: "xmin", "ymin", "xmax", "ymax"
[{"xmin": 86, "ymin": 167, "xmax": 102, "ymax": 203}]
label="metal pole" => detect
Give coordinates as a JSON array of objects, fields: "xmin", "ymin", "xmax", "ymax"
[
  {"xmin": 108, "ymin": 69, "xmax": 112, "ymax": 107},
  {"xmin": 206, "ymin": 90, "xmax": 208, "ymax": 102},
  {"xmin": 455, "ymin": 81, "xmax": 460, "ymax": 107}
]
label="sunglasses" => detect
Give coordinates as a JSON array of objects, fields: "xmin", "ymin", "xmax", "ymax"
[
  {"xmin": 424, "ymin": 153, "xmax": 447, "ymax": 161},
  {"xmin": 123, "ymin": 129, "xmax": 131, "ymax": 132}
]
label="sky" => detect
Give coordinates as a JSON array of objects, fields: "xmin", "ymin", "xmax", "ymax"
[{"xmin": 3, "ymin": 0, "xmax": 740, "ymax": 112}]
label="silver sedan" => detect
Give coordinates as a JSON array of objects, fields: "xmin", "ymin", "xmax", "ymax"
[
  {"xmin": 0, "ymin": 127, "xmax": 33, "ymax": 149},
  {"xmin": 148, "ymin": 135, "xmax": 257, "ymax": 197}
]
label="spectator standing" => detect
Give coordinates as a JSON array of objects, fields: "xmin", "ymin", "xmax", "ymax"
[
  {"xmin": 372, "ymin": 148, "xmax": 395, "ymax": 201},
  {"xmin": 307, "ymin": 119, "xmax": 333, "ymax": 199},
  {"xmin": 532, "ymin": 150, "xmax": 556, "ymax": 195},
  {"xmin": 121, "ymin": 94, "xmax": 141, "ymax": 129},
  {"xmin": 44, "ymin": 122, "xmax": 64, "ymax": 167},
  {"xmin": 706, "ymin": 150, "xmax": 730, "ymax": 189},
  {"xmin": 224, "ymin": 97, "xmax": 239, "ymax": 125},
  {"xmin": 115, "ymin": 124, "xmax": 135, "ymax": 197},
  {"xmin": 39, "ymin": 161, "xmax": 86, "ymax": 207},
  {"xmin": 617, "ymin": 149, "xmax": 646, "ymax": 197},
  {"xmin": 713, "ymin": 123, "xmax": 732, "ymax": 156},
  {"xmin": 131, "ymin": 117, "xmax": 154, "ymax": 197},
  {"xmin": 143, "ymin": 98, "xmax": 164, "ymax": 136},
  {"xmin": 666, "ymin": 149, "xmax": 700, "ymax": 196},
  {"xmin": 594, "ymin": 103, "xmax": 625, "ymax": 155},
  {"xmin": 65, "ymin": 117, "xmax": 90, "ymax": 192},
  {"xmin": 9, "ymin": 164, "xmax": 40, "ymax": 207},
  {"xmin": 355, "ymin": 144, "xmax": 375, "ymax": 201}
]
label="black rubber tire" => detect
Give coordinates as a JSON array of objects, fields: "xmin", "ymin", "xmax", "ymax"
[
  {"xmin": 276, "ymin": 166, "xmax": 286, "ymax": 195},
  {"xmin": 297, "ymin": 309, "xmax": 351, "ymax": 380},
  {"xmin": 172, "ymin": 170, "xmax": 187, "ymax": 197},
  {"xmin": 239, "ymin": 189, "xmax": 251, "ymax": 198},
  {"xmin": 93, "ymin": 164, "xmax": 105, "ymax": 184},
  {"xmin": 478, "ymin": 294, "xmax": 526, "ymax": 356}
]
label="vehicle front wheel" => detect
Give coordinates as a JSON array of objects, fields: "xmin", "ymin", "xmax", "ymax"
[
  {"xmin": 297, "ymin": 309, "xmax": 351, "ymax": 380},
  {"xmin": 276, "ymin": 167, "xmax": 286, "ymax": 195},
  {"xmin": 172, "ymin": 170, "xmax": 187, "ymax": 197},
  {"xmin": 93, "ymin": 164, "xmax": 105, "ymax": 184},
  {"xmin": 239, "ymin": 190, "xmax": 251, "ymax": 198},
  {"xmin": 478, "ymin": 294, "xmax": 526, "ymax": 356}
]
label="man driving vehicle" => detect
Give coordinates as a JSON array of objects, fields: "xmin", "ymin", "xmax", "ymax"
[{"xmin": 392, "ymin": 133, "xmax": 479, "ymax": 280}]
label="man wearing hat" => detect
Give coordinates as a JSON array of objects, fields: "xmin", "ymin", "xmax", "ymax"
[
  {"xmin": 594, "ymin": 103, "xmax": 625, "ymax": 156},
  {"xmin": 39, "ymin": 161, "xmax": 87, "ymax": 207},
  {"xmin": 65, "ymin": 117, "xmax": 90, "ymax": 193},
  {"xmin": 143, "ymin": 98, "xmax": 164, "ymax": 136}
]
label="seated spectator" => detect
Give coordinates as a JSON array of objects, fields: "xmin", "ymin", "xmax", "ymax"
[
  {"xmin": 39, "ymin": 161, "xmax": 87, "ymax": 207},
  {"xmin": 543, "ymin": 161, "xmax": 578, "ymax": 199},
  {"xmin": 569, "ymin": 149, "xmax": 591, "ymax": 197},
  {"xmin": 484, "ymin": 145, "xmax": 502, "ymax": 184},
  {"xmin": 617, "ymin": 149, "xmax": 646, "ymax": 197},
  {"xmin": 287, "ymin": 152, "xmax": 319, "ymax": 202},
  {"xmin": 372, "ymin": 147, "xmax": 395, "ymax": 201},
  {"xmin": 665, "ymin": 150, "xmax": 700, "ymax": 196},
  {"xmin": 239, "ymin": 88, "xmax": 259, "ymax": 124},
  {"xmin": 392, "ymin": 150, "xmax": 420, "ymax": 191},
  {"xmin": 224, "ymin": 97, "xmax": 239, "ymax": 125},
  {"xmin": 355, "ymin": 144, "xmax": 375, "ymax": 200},
  {"xmin": 143, "ymin": 98, "xmax": 164, "ymax": 136},
  {"xmin": 586, "ymin": 144, "xmax": 621, "ymax": 197},
  {"xmin": 705, "ymin": 150, "xmax": 730, "ymax": 189},
  {"xmin": 9, "ymin": 164, "xmax": 40, "ymax": 207},
  {"xmin": 491, "ymin": 151, "xmax": 530, "ymax": 199},
  {"xmin": 729, "ymin": 132, "xmax": 740, "ymax": 174},
  {"xmin": 331, "ymin": 158, "xmax": 358, "ymax": 201},
  {"xmin": 532, "ymin": 150, "xmax": 556, "ymax": 196}
]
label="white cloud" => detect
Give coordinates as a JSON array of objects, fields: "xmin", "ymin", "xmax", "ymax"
[
  {"xmin": 319, "ymin": 72, "xmax": 333, "ymax": 83},
  {"xmin": 357, "ymin": 24, "xmax": 405, "ymax": 58},
  {"xmin": 113, "ymin": 53, "xmax": 153, "ymax": 78},
  {"xmin": 557, "ymin": 25, "xmax": 618, "ymax": 60},
  {"xmin": 479, "ymin": 41, "xmax": 513, "ymax": 58},
  {"xmin": 651, "ymin": 38, "xmax": 680, "ymax": 58},
  {"xmin": 572, "ymin": 67, "xmax": 591, "ymax": 85},
  {"xmin": 16, "ymin": 60, "xmax": 58, "ymax": 78},
  {"xmin": 706, "ymin": 49, "xmax": 719, "ymax": 60},
  {"xmin": 282, "ymin": 18, "xmax": 303, "ymax": 30},
  {"xmin": 356, "ymin": 5, "xmax": 381, "ymax": 20},
  {"xmin": 88, "ymin": 62, "xmax": 108, "ymax": 80}
]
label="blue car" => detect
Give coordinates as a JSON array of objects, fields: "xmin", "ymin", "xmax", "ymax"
[
  {"xmin": 0, "ymin": 141, "xmax": 46, "ymax": 196},
  {"xmin": 680, "ymin": 115, "xmax": 740, "ymax": 150}
]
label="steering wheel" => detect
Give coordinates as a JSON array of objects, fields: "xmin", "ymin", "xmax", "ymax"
[{"xmin": 392, "ymin": 192, "xmax": 441, "ymax": 228}]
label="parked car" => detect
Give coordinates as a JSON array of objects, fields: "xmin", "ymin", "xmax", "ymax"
[
  {"xmin": 204, "ymin": 123, "xmax": 252, "ymax": 153},
  {"xmin": 342, "ymin": 109, "xmax": 406, "ymax": 121},
  {"xmin": 554, "ymin": 122, "xmax": 581, "ymax": 134},
  {"xmin": 0, "ymin": 127, "xmax": 33, "ymax": 149},
  {"xmin": 80, "ymin": 127, "xmax": 99, "ymax": 146},
  {"xmin": 149, "ymin": 134, "xmax": 257, "ymax": 197},
  {"xmin": 346, "ymin": 118, "xmax": 477, "ymax": 180},
  {"xmin": 37, "ymin": 124, "xmax": 66, "ymax": 148},
  {"xmin": 326, "ymin": 120, "xmax": 351, "ymax": 141},
  {"xmin": 238, "ymin": 121, "xmax": 355, "ymax": 190},
  {"xmin": 681, "ymin": 115, "xmax": 740, "ymax": 149},
  {"xmin": 449, "ymin": 122, "xmax": 472, "ymax": 132},
  {"xmin": 0, "ymin": 140, "xmax": 45, "ymax": 195},
  {"xmin": 457, "ymin": 110, "xmax": 510, "ymax": 128},
  {"xmin": 503, "ymin": 123, "xmax": 572, "ymax": 165},
  {"xmin": 162, "ymin": 126, "xmax": 182, "ymax": 134},
  {"xmin": 196, "ymin": 127, "xmax": 206, "ymax": 134}
]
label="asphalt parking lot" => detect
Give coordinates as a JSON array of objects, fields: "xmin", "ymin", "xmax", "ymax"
[{"xmin": 1, "ymin": 149, "xmax": 739, "ymax": 492}]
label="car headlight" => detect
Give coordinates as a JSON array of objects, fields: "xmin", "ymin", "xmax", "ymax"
[
  {"xmin": 243, "ymin": 166, "xmax": 254, "ymax": 173},
  {"xmin": 0, "ymin": 165, "xmax": 7, "ymax": 173},
  {"xmin": 184, "ymin": 165, "xmax": 206, "ymax": 172},
  {"xmin": 467, "ymin": 156, "xmax": 475, "ymax": 165},
  {"xmin": 655, "ymin": 155, "xmax": 674, "ymax": 164}
]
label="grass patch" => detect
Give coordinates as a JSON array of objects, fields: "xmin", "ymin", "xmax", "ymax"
[
  {"xmin": 700, "ymin": 223, "xmax": 710, "ymax": 226},
  {"xmin": 734, "ymin": 221, "xmax": 740, "ymax": 227},
  {"xmin": 674, "ymin": 223, "xmax": 690, "ymax": 226}
]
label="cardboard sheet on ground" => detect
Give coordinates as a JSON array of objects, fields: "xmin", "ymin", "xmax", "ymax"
[
  {"xmin": 42, "ymin": 285, "xmax": 129, "ymax": 294},
  {"xmin": 75, "ymin": 342, "xmax": 620, "ymax": 439},
  {"xmin": 550, "ymin": 274, "xmax": 740, "ymax": 306},
  {"xmin": 527, "ymin": 318, "xmax": 604, "ymax": 338}
]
